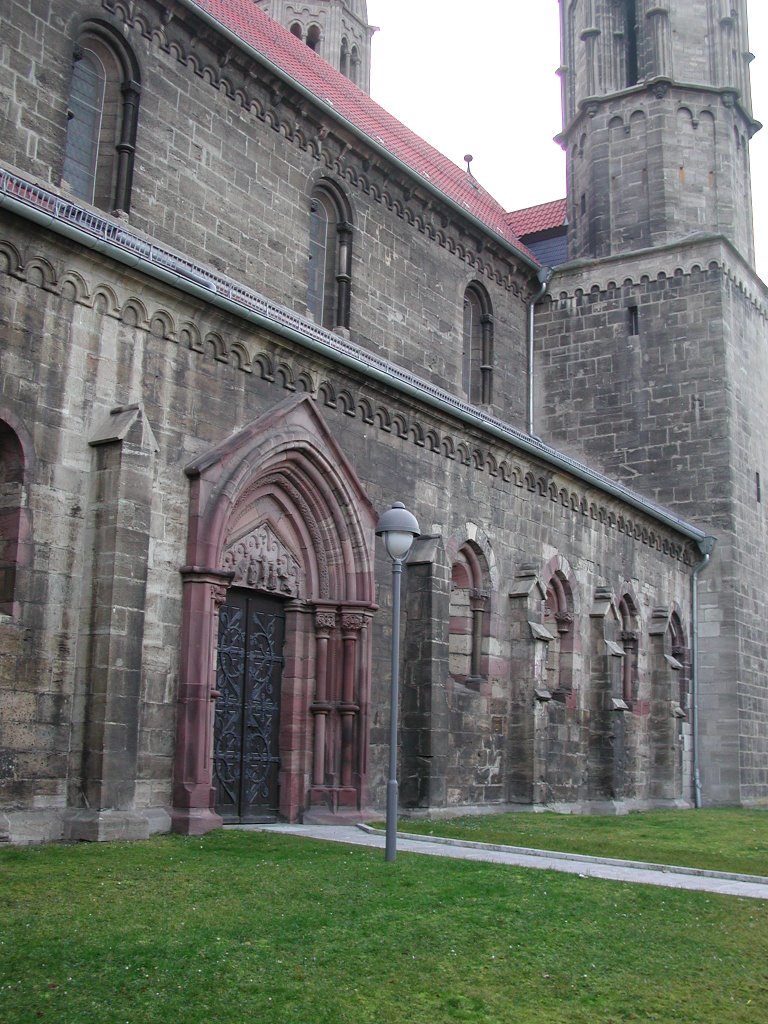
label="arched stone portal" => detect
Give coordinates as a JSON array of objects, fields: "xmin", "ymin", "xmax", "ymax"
[{"xmin": 171, "ymin": 396, "xmax": 377, "ymax": 834}]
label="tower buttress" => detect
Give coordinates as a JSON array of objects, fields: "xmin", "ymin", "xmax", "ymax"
[{"xmin": 558, "ymin": 0, "xmax": 762, "ymax": 261}]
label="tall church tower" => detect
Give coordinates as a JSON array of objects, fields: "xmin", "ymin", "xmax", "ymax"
[
  {"xmin": 559, "ymin": 0, "xmax": 760, "ymax": 262},
  {"xmin": 537, "ymin": 1, "xmax": 768, "ymax": 806},
  {"xmin": 256, "ymin": 1, "xmax": 373, "ymax": 93}
]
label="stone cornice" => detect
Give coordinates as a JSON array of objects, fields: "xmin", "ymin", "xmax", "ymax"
[
  {"xmin": 546, "ymin": 233, "xmax": 768, "ymax": 318},
  {"xmin": 556, "ymin": 77, "xmax": 761, "ymax": 149},
  {"xmin": 0, "ymin": 208, "xmax": 706, "ymax": 564}
]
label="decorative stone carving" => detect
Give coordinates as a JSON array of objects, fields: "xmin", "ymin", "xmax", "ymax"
[
  {"xmin": 222, "ymin": 524, "xmax": 301, "ymax": 597},
  {"xmin": 554, "ymin": 610, "xmax": 574, "ymax": 633},
  {"xmin": 315, "ymin": 610, "xmax": 337, "ymax": 633},
  {"xmin": 341, "ymin": 613, "xmax": 365, "ymax": 635}
]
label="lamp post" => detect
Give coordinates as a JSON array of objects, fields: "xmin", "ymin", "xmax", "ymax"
[{"xmin": 375, "ymin": 501, "xmax": 420, "ymax": 862}]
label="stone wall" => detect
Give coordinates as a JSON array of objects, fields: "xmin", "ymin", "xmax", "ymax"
[
  {"xmin": 559, "ymin": 1, "xmax": 756, "ymax": 263},
  {"xmin": 0, "ymin": 216, "xmax": 699, "ymax": 838},
  {"xmin": 535, "ymin": 241, "xmax": 768, "ymax": 804},
  {"xmin": 0, "ymin": 0, "xmax": 709, "ymax": 840},
  {"xmin": 0, "ymin": 0, "xmax": 533, "ymax": 426}
]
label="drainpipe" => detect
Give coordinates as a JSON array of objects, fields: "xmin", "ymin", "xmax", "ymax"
[
  {"xmin": 527, "ymin": 265, "xmax": 553, "ymax": 436},
  {"xmin": 691, "ymin": 535, "xmax": 716, "ymax": 808}
]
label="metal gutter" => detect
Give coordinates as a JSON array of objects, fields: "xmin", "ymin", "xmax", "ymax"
[
  {"xmin": 0, "ymin": 167, "xmax": 708, "ymax": 546},
  {"xmin": 175, "ymin": 0, "xmax": 539, "ymax": 273}
]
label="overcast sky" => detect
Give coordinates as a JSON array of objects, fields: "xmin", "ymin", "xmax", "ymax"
[{"xmin": 366, "ymin": 1, "xmax": 767, "ymax": 280}]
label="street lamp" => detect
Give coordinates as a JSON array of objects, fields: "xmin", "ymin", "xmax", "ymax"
[{"xmin": 376, "ymin": 501, "xmax": 420, "ymax": 862}]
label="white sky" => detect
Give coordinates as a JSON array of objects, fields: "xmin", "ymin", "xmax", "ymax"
[{"xmin": 366, "ymin": 1, "xmax": 767, "ymax": 280}]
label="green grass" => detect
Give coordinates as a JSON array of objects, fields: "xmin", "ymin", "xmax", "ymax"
[
  {"xmin": 1, "ymin": 828, "xmax": 768, "ymax": 1023},
  {"xmin": 392, "ymin": 808, "xmax": 768, "ymax": 876}
]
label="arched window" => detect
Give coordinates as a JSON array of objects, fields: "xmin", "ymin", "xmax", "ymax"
[
  {"xmin": 306, "ymin": 24, "xmax": 322, "ymax": 51},
  {"xmin": 543, "ymin": 571, "xmax": 574, "ymax": 693},
  {"xmin": 0, "ymin": 421, "xmax": 25, "ymax": 616},
  {"xmin": 349, "ymin": 45, "xmax": 360, "ymax": 86},
  {"xmin": 448, "ymin": 542, "xmax": 489, "ymax": 688},
  {"xmin": 340, "ymin": 38, "xmax": 350, "ymax": 78},
  {"xmin": 462, "ymin": 284, "xmax": 493, "ymax": 405},
  {"xmin": 62, "ymin": 25, "xmax": 140, "ymax": 214},
  {"xmin": 290, "ymin": 22, "xmax": 303, "ymax": 40},
  {"xmin": 308, "ymin": 183, "xmax": 352, "ymax": 330}
]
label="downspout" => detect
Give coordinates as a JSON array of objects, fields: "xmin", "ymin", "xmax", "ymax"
[
  {"xmin": 527, "ymin": 265, "xmax": 553, "ymax": 436},
  {"xmin": 691, "ymin": 535, "xmax": 716, "ymax": 808}
]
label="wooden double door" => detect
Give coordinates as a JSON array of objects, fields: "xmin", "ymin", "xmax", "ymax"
[{"xmin": 213, "ymin": 590, "xmax": 286, "ymax": 823}]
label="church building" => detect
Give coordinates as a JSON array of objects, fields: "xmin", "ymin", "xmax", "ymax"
[{"xmin": 0, "ymin": 0, "xmax": 763, "ymax": 844}]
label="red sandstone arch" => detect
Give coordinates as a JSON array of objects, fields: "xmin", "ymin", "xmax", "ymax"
[{"xmin": 172, "ymin": 396, "xmax": 377, "ymax": 834}]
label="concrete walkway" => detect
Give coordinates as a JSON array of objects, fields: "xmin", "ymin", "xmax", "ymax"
[{"xmin": 234, "ymin": 822, "xmax": 768, "ymax": 900}]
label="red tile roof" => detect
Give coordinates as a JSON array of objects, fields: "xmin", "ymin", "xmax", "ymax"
[
  {"xmin": 507, "ymin": 198, "xmax": 567, "ymax": 238},
  {"xmin": 184, "ymin": 0, "xmax": 538, "ymax": 265}
]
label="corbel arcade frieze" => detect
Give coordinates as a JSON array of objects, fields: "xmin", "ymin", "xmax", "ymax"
[
  {"xmin": 546, "ymin": 248, "xmax": 767, "ymax": 320},
  {"xmin": 0, "ymin": 232, "xmax": 693, "ymax": 565}
]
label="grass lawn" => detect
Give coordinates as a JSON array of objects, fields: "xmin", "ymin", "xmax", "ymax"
[
  {"xmin": 392, "ymin": 808, "xmax": 768, "ymax": 876},
  {"xmin": 2, "ymin": 827, "xmax": 768, "ymax": 1023}
]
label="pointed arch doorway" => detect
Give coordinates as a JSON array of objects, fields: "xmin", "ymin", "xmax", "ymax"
[{"xmin": 171, "ymin": 396, "xmax": 377, "ymax": 835}]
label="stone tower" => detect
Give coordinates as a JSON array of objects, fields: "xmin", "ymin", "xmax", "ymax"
[
  {"xmin": 255, "ymin": 0, "xmax": 373, "ymax": 92},
  {"xmin": 560, "ymin": 0, "xmax": 759, "ymax": 263},
  {"xmin": 537, "ymin": 0, "xmax": 768, "ymax": 805}
]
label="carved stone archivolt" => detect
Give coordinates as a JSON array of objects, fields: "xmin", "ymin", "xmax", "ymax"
[{"xmin": 222, "ymin": 523, "xmax": 301, "ymax": 597}]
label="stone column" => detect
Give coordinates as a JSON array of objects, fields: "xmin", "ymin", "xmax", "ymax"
[
  {"xmin": 171, "ymin": 567, "xmax": 233, "ymax": 835},
  {"xmin": 621, "ymin": 629, "xmax": 639, "ymax": 702},
  {"xmin": 581, "ymin": 25, "xmax": 601, "ymax": 97},
  {"xmin": 480, "ymin": 314, "xmax": 494, "ymax": 405},
  {"xmin": 468, "ymin": 589, "xmax": 488, "ymax": 681},
  {"xmin": 646, "ymin": 6, "xmax": 672, "ymax": 81},
  {"xmin": 115, "ymin": 80, "xmax": 140, "ymax": 213},
  {"xmin": 335, "ymin": 221, "xmax": 353, "ymax": 329},
  {"xmin": 339, "ymin": 611, "xmax": 364, "ymax": 793},
  {"xmin": 310, "ymin": 607, "xmax": 336, "ymax": 786}
]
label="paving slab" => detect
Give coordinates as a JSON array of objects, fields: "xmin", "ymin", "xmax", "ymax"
[{"xmin": 231, "ymin": 823, "xmax": 768, "ymax": 900}]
